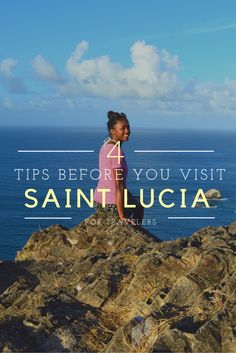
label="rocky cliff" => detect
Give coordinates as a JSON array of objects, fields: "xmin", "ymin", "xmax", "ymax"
[{"xmin": 0, "ymin": 210, "xmax": 235, "ymax": 352}]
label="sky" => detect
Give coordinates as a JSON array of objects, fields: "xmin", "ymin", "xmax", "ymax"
[{"xmin": 0, "ymin": 0, "xmax": 236, "ymax": 129}]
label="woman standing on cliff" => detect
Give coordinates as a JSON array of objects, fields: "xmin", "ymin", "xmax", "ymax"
[{"xmin": 94, "ymin": 111, "xmax": 144, "ymax": 225}]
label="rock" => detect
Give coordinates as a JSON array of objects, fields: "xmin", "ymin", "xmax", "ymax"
[
  {"xmin": 0, "ymin": 209, "xmax": 235, "ymax": 352},
  {"xmin": 153, "ymin": 328, "xmax": 193, "ymax": 353},
  {"xmin": 76, "ymin": 277, "xmax": 110, "ymax": 308},
  {"xmin": 228, "ymin": 221, "xmax": 236, "ymax": 236},
  {"xmin": 164, "ymin": 275, "xmax": 202, "ymax": 306},
  {"xmin": 205, "ymin": 188, "xmax": 221, "ymax": 199}
]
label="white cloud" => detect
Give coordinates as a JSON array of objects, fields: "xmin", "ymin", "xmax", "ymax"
[
  {"xmin": 32, "ymin": 55, "xmax": 62, "ymax": 83},
  {"xmin": 207, "ymin": 79, "xmax": 236, "ymax": 113},
  {"xmin": 61, "ymin": 40, "xmax": 236, "ymax": 114},
  {"xmin": 188, "ymin": 22, "xmax": 236, "ymax": 34},
  {"xmin": 0, "ymin": 58, "xmax": 18, "ymax": 77},
  {"xmin": 0, "ymin": 58, "xmax": 27, "ymax": 93},
  {"xmin": 2, "ymin": 41, "xmax": 236, "ymax": 117},
  {"xmin": 63, "ymin": 40, "xmax": 180, "ymax": 99},
  {"xmin": 66, "ymin": 40, "xmax": 89, "ymax": 76},
  {"xmin": 27, "ymin": 41, "xmax": 236, "ymax": 115}
]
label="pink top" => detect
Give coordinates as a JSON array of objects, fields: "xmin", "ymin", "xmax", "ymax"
[{"xmin": 94, "ymin": 142, "xmax": 128, "ymax": 205}]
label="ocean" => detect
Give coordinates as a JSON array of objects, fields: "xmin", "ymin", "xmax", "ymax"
[{"xmin": 0, "ymin": 126, "xmax": 236, "ymax": 259}]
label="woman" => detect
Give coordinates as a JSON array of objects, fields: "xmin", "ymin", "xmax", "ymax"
[{"xmin": 94, "ymin": 111, "xmax": 144, "ymax": 225}]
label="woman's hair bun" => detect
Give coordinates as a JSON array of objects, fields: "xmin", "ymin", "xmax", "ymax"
[
  {"xmin": 107, "ymin": 110, "xmax": 127, "ymax": 121},
  {"xmin": 107, "ymin": 111, "xmax": 116, "ymax": 120}
]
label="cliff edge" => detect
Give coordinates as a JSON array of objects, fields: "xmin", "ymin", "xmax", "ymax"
[{"xmin": 0, "ymin": 210, "xmax": 235, "ymax": 352}]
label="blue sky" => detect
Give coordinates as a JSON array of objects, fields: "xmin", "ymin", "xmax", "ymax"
[{"xmin": 1, "ymin": 0, "xmax": 236, "ymax": 129}]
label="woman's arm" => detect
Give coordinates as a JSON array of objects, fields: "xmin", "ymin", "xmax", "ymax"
[
  {"xmin": 113, "ymin": 168, "xmax": 125, "ymax": 219},
  {"xmin": 113, "ymin": 169, "xmax": 135, "ymax": 225}
]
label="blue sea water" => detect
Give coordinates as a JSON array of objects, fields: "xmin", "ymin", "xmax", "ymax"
[{"xmin": 0, "ymin": 126, "xmax": 236, "ymax": 260}]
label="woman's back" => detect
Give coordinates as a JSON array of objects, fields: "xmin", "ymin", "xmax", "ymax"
[{"xmin": 94, "ymin": 142, "xmax": 128, "ymax": 205}]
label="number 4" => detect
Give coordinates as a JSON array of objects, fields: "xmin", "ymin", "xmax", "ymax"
[{"xmin": 107, "ymin": 141, "xmax": 124, "ymax": 164}]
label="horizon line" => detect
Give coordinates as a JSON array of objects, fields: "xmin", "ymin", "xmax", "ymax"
[{"xmin": 1, "ymin": 125, "xmax": 236, "ymax": 132}]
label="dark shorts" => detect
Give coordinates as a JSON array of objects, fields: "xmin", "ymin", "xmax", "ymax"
[{"xmin": 94, "ymin": 193, "xmax": 141, "ymax": 218}]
